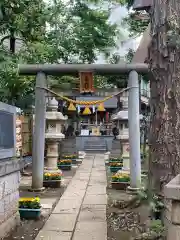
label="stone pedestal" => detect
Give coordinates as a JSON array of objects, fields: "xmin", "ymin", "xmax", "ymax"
[
  {"xmin": 45, "ymin": 140, "xmax": 59, "ymax": 170},
  {"xmin": 120, "ymin": 138, "xmax": 130, "ymax": 171},
  {"xmin": 44, "ymin": 97, "xmax": 68, "ymax": 178}
]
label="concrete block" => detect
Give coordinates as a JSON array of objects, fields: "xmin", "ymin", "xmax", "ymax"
[
  {"xmin": 164, "ymin": 175, "xmax": 180, "ymax": 200},
  {"xmin": 171, "ymin": 200, "xmax": 180, "ymax": 224},
  {"xmin": 164, "ymin": 208, "xmax": 171, "ymax": 222},
  {"xmin": 167, "ymin": 224, "xmax": 180, "ymax": 240},
  {"xmin": 35, "ymin": 231, "xmax": 72, "ymax": 240},
  {"xmin": 43, "ymin": 214, "xmax": 77, "ymax": 232},
  {"xmin": 73, "ymin": 221, "xmax": 107, "ymax": 240},
  {"xmin": 83, "ymin": 194, "xmax": 107, "ymax": 205}
]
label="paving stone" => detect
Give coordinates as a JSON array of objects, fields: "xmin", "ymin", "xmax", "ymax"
[
  {"xmin": 73, "ymin": 173, "xmax": 90, "ymax": 180},
  {"xmin": 67, "ymin": 180, "xmax": 88, "ymax": 190},
  {"xmin": 78, "ymin": 205, "xmax": 106, "ymax": 221},
  {"xmin": 41, "ymin": 198, "xmax": 56, "ymax": 209},
  {"xmin": 36, "ymin": 230, "xmax": 72, "ymax": 240},
  {"xmin": 37, "ymin": 154, "xmax": 107, "ymax": 240},
  {"xmin": 83, "ymin": 194, "xmax": 107, "ymax": 205},
  {"xmin": 86, "ymin": 186, "xmax": 106, "ymax": 195},
  {"xmin": 81, "ymin": 204, "xmax": 106, "ymax": 211},
  {"xmin": 72, "ymin": 222, "xmax": 107, "ymax": 240},
  {"xmin": 90, "ymin": 176, "xmax": 106, "ymax": 181},
  {"xmin": 43, "ymin": 213, "xmax": 77, "ymax": 232},
  {"xmin": 89, "ymin": 179, "xmax": 107, "ymax": 186},
  {"xmin": 61, "ymin": 190, "xmax": 85, "ymax": 200},
  {"xmin": 53, "ymin": 199, "xmax": 81, "ymax": 214}
]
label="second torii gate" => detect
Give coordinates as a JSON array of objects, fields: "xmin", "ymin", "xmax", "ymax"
[{"xmin": 18, "ymin": 63, "xmax": 148, "ymax": 191}]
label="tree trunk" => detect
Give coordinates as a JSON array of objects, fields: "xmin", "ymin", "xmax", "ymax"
[
  {"xmin": 148, "ymin": 0, "xmax": 180, "ymax": 192},
  {"xmin": 10, "ymin": 30, "xmax": 15, "ymax": 53}
]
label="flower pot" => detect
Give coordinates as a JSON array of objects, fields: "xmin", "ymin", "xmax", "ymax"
[
  {"xmin": 109, "ymin": 159, "xmax": 123, "ymax": 163},
  {"xmin": 43, "ymin": 180, "xmax": 61, "ymax": 188},
  {"xmin": 58, "ymin": 165, "xmax": 72, "ymax": 171},
  {"xmin": 76, "ymin": 159, "xmax": 82, "ymax": 164},
  {"xmin": 19, "ymin": 208, "xmax": 41, "ymax": 220},
  {"xmin": 105, "ymin": 160, "xmax": 109, "ymax": 166},
  {"xmin": 71, "ymin": 159, "xmax": 77, "ymax": 164},
  {"xmin": 111, "ymin": 181, "xmax": 130, "ymax": 190},
  {"xmin": 110, "ymin": 166, "xmax": 122, "ymax": 173}
]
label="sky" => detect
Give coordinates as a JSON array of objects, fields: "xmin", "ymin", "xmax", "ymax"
[{"xmin": 96, "ymin": 5, "xmax": 141, "ymax": 63}]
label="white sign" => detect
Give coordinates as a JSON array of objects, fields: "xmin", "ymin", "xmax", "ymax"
[{"xmin": 81, "ymin": 130, "xmax": 89, "ymax": 136}]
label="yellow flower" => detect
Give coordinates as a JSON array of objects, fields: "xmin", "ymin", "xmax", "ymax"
[
  {"xmin": 44, "ymin": 173, "xmax": 51, "ymax": 177},
  {"xmin": 19, "ymin": 197, "xmax": 34, "ymax": 202},
  {"xmin": 34, "ymin": 197, "xmax": 40, "ymax": 202}
]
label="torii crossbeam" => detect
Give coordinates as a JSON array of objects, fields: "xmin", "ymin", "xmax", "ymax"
[{"xmin": 18, "ymin": 63, "xmax": 149, "ymax": 191}]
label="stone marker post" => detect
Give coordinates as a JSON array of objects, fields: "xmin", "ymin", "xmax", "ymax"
[
  {"xmin": 31, "ymin": 72, "xmax": 47, "ymax": 191},
  {"xmin": 128, "ymin": 70, "xmax": 141, "ymax": 190}
]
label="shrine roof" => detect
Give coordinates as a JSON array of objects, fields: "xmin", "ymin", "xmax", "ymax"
[
  {"xmin": 132, "ymin": 24, "xmax": 151, "ymax": 63},
  {"xmin": 133, "ymin": 0, "xmax": 152, "ymax": 10}
]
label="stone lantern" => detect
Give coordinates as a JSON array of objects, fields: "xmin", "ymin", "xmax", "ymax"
[{"xmin": 44, "ymin": 97, "xmax": 68, "ymax": 176}]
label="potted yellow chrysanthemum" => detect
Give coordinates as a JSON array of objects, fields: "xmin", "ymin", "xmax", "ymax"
[
  {"xmin": 43, "ymin": 171, "xmax": 62, "ymax": 188},
  {"xmin": 19, "ymin": 197, "xmax": 41, "ymax": 219},
  {"xmin": 62, "ymin": 154, "xmax": 77, "ymax": 164},
  {"xmin": 111, "ymin": 172, "xmax": 130, "ymax": 190},
  {"xmin": 57, "ymin": 159, "xmax": 72, "ymax": 170}
]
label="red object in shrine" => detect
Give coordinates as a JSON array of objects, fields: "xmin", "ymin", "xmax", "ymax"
[
  {"xmin": 106, "ymin": 112, "xmax": 109, "ymax": 122},
  {"xmin": 79, "ymin": 71, "xmax": 94, "ymax": 93}
]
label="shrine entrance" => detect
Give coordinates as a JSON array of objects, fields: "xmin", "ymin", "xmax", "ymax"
[{"xmin": 18, "ymin": 63, "xmax": 148, "ymax": 191}]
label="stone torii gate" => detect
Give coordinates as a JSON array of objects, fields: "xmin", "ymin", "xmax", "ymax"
[{"xmin": 18, "ymin": 63, "xmax": 148, "ymax": 191}]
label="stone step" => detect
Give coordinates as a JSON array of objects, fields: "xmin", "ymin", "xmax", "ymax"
[
  {"xmin": 85, "ymin": 149, "xmax": 107, "ymax": 152},
  {"xmin": 84, "ymin": 145, "xmax": 106, "ymax": 149}
]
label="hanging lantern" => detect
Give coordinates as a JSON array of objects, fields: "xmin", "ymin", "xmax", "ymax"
[
  {"xmin": 82, "ymin": 106, "xmax": 91, "ymax": 115},
  {"xmin": 97, "ymin": 103, "xmax": 105, "ymax": 112},
  {"xmin": 68, "ymin": 102, "xmax": 76, "ymax": 111},
  {"xmin": 79, "ymin": 71, "xmax": 94, "ymax": 93}
]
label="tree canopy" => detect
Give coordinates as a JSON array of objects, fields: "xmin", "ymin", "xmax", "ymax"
[{"xmin": 0, "ymin": 0, "xmax": 118, "ymax": 108}]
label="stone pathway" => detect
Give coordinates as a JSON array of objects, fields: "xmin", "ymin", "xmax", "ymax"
[{"xmin": 35, "ymin": 154, "xmax": 107, "ymax": 240}]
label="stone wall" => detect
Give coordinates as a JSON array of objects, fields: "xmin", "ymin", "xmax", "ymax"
[
  {"xmin": 0, "ymin": 159, "xmax": 23, "ymax": 238},
  {"xmin": 164, "ymin": 174, "xmax": 180, "ymax": 240}
]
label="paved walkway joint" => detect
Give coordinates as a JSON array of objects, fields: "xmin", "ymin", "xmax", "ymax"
[{"xmin": 36, "ymin": 154, "xmax": 107, "ymax": 240}]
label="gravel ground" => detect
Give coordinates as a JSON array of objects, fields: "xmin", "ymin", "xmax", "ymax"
[{"xmin": 106, "ymin": 166, "xmax": 150, "ymax": 240}]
